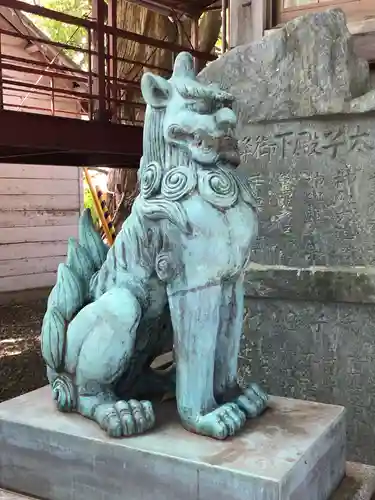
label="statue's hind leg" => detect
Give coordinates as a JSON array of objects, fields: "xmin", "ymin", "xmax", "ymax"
[
  {"xmin": 214, "ymin": 278, "xmax": 269, "ymax": 419},
  {"xmin": 66, "ymin": 287, "xmax": 155, "ymax": 437}
]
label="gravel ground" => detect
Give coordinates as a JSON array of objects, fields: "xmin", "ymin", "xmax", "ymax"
[{"xmin": 0, "ymin": 299, "xmax": 47, "ymax": 403}]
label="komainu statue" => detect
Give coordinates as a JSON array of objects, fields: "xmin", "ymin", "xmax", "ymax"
[{"xmin": 41, "ymin": 52, "xmax": 268, "ymax": 440}]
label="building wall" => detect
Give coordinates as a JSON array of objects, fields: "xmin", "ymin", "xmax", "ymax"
[
  {"xmin": 0, "ymin": 21, "xmax": 83, "ymax": 296},
  {"xmin": 1, "ymin": 23, "xmax": 83, "ymax": 118},
  {"xmin": 0, "ymin": 164, "xmax": 81, "ymax": 294}
]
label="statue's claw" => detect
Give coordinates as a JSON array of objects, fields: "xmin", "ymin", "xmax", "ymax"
[
  {"xmin": 94, "ymin": 399, "xmax": 155, "ymax": 437},
  {"xmin": 182, "ymin": 403, "xmax": 246, "ymax": 440},
  {"xmin": 234, "ymin": 383, "xmax": 269, "ymax": 419}
]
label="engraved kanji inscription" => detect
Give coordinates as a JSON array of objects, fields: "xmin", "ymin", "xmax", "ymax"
[{"xmin": 242, "ymin": 126, "xmax": 374, "ymax": 160}]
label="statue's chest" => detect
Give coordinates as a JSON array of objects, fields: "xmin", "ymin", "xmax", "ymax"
[
  {"xmin": 185, "ymin": 167, "xmax": 257, "ymax": 240},
  {"xmin": 183, "ymin": 193, "xmax": 257, "ymax": 248},
  {"xmin": 176, "ymin": 190, "xmax": 258, "ymax": 282}
]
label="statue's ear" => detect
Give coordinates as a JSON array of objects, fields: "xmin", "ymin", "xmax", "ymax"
[{"xmin": 141, "ymin": 73, "xmax": 171, "ymax": 108}]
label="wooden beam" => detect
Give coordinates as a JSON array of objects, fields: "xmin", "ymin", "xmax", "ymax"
[
  {"xmin": 91, "ymin": 0, "xmax": 107, "ymax": 119},
  {"xmin": 0, "ymin": 110, "xmax": 143, "ymax": 166}
]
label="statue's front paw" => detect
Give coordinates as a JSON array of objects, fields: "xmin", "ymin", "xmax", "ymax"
[
  {"xmin": 182, "ymin": 403, "xmax": 246, "ymax": 440},
  {"xmin": 234, "ymin": 383, "xmax": 269, "ymax": 419},
  {"xmin": 95, "ymin": 399, "xmax": 155, "ymax": 437}
]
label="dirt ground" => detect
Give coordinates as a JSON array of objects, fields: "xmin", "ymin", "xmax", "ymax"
[{"xmin": 0, "ymin": 299, "xmax": 47, "ymax": 403}]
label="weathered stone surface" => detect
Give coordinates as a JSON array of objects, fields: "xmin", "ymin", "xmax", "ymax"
[
  {"xmin": 199, "ymin": 9, "xmax": 373, "ymax": 121},
  {"xmin": 331, "ymin": 462, "xmax": 375, "ymax": 500},
  {"xmin": 199, "ymin": 9, "xmax": 375, "ymax": 465},
  {"xmin": 245, "ymin": 265, "xmax": 375, "ymax": 304},
  {"xmin": 2, "ymin": 465, "xmax": 373, "ymax": 500},
  {"xmin": 236, "ymin": 115, "xmax": 375, "ymax": 268},
  {"xmin": 239, "ymin": 298, "xmax": 375, "ymax": 465},
  {"xmin": 0, "ymin": 387, "xmax": 346, "ymax": 500},
  {"xmin": 234, "ymin": 114, "xmax": 375, "ymax": 463}
]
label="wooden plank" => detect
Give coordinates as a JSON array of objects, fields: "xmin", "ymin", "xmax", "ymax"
[
  {"xmin": 0, "ymin": 194, "xmax": 79, "ymax": 211},
  {"xmin": 0, "ymin": 164, "xmax": 80, "ymax": 179},
  {"xmin": 1, "ymin": 225, "xmax": 77, "ymax": 244},
  {"xmin": 0, "ymin": 241, "xmax": 68, "ymax": 261},
  {"xmin": 0, "ymin": 255, "xmax": 64, "ymax": 278},
  {"xmin": 0, "ymin": 210, "xmax": 78, "ymax": 228},
  {"xmin": 0, "ymin": 272, "xmax": 57, "ymax": 293},
  {"xmin": 0, "ymin": 178, "xmax": 78, "ymax": 195}
]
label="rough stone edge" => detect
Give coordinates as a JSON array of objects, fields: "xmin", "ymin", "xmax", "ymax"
[
  {"xmin": 244, "ymin": 265, "xmax": 375, "ymax": 304},
  {"xmin": 199, "ymin": 8, "xmax": 375, "ymax": 122}
]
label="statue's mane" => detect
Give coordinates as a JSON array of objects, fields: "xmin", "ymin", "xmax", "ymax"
[
  {"xmin": 136, "ymin": 97, "xmax": 191, "ymax": 236},
  {"xmin": 173, "ymin": 80, "xmax": 233, "ymax": 104},
  {"xmin": 136, "ymin": 52, "xmax": 237, "ymax": 235},
  {"xmin": 142, "ymin": 95, "xmax": 191, "ymax": 170},
  {"xmin": 142, "ymin": 105, "xmax": 166, "ymax": 167}
]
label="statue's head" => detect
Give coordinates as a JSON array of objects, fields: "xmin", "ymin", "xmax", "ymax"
[{"xmin": 141, "ymin": 52, "xmax": 239, "ymax": 168}]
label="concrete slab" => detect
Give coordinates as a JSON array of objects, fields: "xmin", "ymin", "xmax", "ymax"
[
  {"xmin": 0, "ymin": 387, "xmax": 346, "ymax": 500},
  {"xmin": 0, "ymin": 490, "xmax": 37, "ymax": 499}
]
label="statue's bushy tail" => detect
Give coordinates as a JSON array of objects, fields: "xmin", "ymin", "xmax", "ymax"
[{"xmin": 41, "ymin": 209, "xmax": 108, "ymax": 411}]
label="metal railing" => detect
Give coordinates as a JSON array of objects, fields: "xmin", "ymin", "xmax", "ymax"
[{"xmin": 0, "ymin": 0, "xmax": 217, "ymax": 126}]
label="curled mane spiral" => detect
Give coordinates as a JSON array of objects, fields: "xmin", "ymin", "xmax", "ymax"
[{"xmin": 135, "ymin": 94, "xmax": 191, "ymax": 235}]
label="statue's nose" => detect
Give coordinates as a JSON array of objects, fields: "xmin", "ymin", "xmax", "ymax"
[{"xmin": 215, "ymin": 107, "xmax": 236, "ymax": 131}]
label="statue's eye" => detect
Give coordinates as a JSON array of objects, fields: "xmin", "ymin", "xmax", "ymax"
[{"xmin": 186, "ymin": 101, "xmax": 213, "ymax": 114}]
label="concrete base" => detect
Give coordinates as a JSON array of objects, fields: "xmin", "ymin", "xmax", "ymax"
[
  {"xmin": 0, "ymin": 387, "xmax": 346, "ymax": 500},
  {"xmin": 2, "ymin": 464, "xmax": 372, "ymax": 500},
  {"xmin": 0, "ymin": 491, "xmax": 36, "ymax": 500}
]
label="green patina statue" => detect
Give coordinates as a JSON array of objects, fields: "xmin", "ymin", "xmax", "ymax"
[{"xmin": 41, "ymin": 52, "xmax": 268, "ymax": 440}]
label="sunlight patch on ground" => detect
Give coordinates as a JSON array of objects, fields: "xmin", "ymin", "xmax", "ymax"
[{"xmin": 0, "ymin": 335, "xmax": 40, "ymax": 358}]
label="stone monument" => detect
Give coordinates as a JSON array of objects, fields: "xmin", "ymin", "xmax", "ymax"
[
  {"xmin": 199, "ymin": 7, "xmax": 375, "ymax": 465},
  {"xmin": 0, "ymin": 50, "xmax": 349, "ymax": 500}
]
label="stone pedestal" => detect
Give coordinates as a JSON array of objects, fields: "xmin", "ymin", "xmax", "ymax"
[{"xmin": 0, "ymin": 387, "xmax": 345, "ymax": 500}]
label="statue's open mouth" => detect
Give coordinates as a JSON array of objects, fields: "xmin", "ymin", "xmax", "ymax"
[
  {"xmin": 192, "ymin": 133, "xmax": 238, "ymax": 151},
  {"xmin": 192, "ymin": 131, "xmax": 240, "ymax": 165},
  {"xmin": 168, "ymin": 125, "xmax": 241, "ymax": 166}
]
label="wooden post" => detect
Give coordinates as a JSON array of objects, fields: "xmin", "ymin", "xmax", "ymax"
[
  {"xmin": 50, "ymin": 77, "xmax": 55, "ymax": 115},
  {"xmin": 87, "ymin": 28, "xmax": 94, "ymax": 120},
  {"xmin": 0, "ymin": 34, "xmax": 4, "ymax": 110},
  {"xmin": 108, "ymin": 0, "xmax": 118, "ymax": 123},
  {"xmin": 191, "ymin": 17, "xmax": 199, "ymax": 73},
  {"xmin": 91, "ymin": 0, "xmax": 106, "ymax": 120},
  {"xmin": 222, "ymin": 0, "xmax": 228, "ymax": 54}
]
